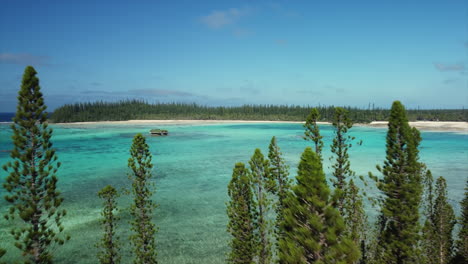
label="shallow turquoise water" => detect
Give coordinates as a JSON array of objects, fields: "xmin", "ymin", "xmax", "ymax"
[{"xmin": 0, "ymin": 122, "xmax": 467, "ymax": 263}]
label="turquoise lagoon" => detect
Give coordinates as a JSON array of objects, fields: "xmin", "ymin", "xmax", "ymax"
[{"xmin": 0, "ymin": 122, "xmax": 467, "ymax": 263}]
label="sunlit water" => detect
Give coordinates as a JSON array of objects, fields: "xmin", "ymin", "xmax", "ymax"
[{"xmin": 0, "ymin": 122, "xmax": 466, "ymax": 263}]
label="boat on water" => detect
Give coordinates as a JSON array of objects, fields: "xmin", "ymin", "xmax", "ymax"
[{"xmin": 150, "ymin": 129, "xmax": 169, "ymax": 136}]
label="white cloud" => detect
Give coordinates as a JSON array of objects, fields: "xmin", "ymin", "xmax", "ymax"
[
  {"xmin": 0, "ymin": 53, "xmax": 50, "ymax": 66},
  {"xmin": 200, "ymin": 7, "xmax": 251, "ymax": 29},
  {"xmin": 434, "ymin": 62, "xmax": 465, "ymax": 72}
]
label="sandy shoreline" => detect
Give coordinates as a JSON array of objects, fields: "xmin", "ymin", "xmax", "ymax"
[
  {"xmin": 365, "ymin": 121, "xmax": 468, "ymax": 132},
  {"xmin": 54, "ymin": 120, "xmax": 468, "ymax": 133}
]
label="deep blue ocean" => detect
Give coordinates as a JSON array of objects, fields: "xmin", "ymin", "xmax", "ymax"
[{"xmin": 0, "ymin": 113, "xmax": 14, "ymax": 122}]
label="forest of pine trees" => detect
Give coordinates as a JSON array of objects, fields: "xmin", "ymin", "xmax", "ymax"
[
  {"xmin": 1, "ymin": 66, "xmax": 467, "ymax": 263},
  {"xmin": 49, "ymin": 100, "xmax": 468, "ymax": 123},
  {"xmin": 226, "ymin": 104, "xmax": 468, "ymax": 263}
]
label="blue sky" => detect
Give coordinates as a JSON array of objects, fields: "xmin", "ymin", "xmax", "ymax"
[{"xmin": 0, "ymin": 0, "xmax": 466, "ymax": 111}]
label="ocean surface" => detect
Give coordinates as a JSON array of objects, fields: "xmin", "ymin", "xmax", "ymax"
[
  {"xmin": 0, "ymin": 122, "xmax": 466, "ymax": 263},
  {"xmin": 0, "ymin": 113, "xmax": 14, "ymax": 122}
]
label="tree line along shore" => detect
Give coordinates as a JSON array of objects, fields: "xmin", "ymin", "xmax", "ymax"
[
  {"xmin": 49, "ymin": 100, "xmax": 468, "ymax": 123},
  {"xmin": 1, "ymin": 66, "xmax": 467, "ymax": 263}
]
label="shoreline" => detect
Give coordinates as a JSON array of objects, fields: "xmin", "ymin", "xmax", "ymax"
[{"xmin": 53, "ymin": 120, "xmax": 468, "ymax": 133}]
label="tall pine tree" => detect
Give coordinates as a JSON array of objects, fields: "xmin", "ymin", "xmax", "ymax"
[
  {"xmin": 422, "ymin": 170, "xmax": 437, "ymax": 263},
  {"xmin": 128, "ymin": 133, "xmax": 157, "ymax": 264},
  {"xmin": 330, "ymin": 107, "xmax": 366, "ymax": 262},
  {"xmin": 278, "ymin": 147, "xmax": 359, "ymax": 263},
  {"xmin": 249, "ymin": 149, "xmax": 275, "ymax": 264},
  {"xmin": 96, "ymin": 185, "xmax": 121, "ymax": 264},
  {"xmin": 226, "ymin": 163, "xmax": 256, "ymax": 264},
  {"xmin": 434, "ymin": 177, "xmax": 456, "ymax": 264},
  {"xmin": 2, "ymin": 66, "xmax": 68, "ymax": 263},
  {"xmin": 303, "ymin": 108, "xmax": 323, "ymax": 159},
  {"xmin": 344, "ymin": 180, "xmax": 366, "ymax": 253},
  {"xmin": 372, "ymin": 101, "xmax": 423, "ymax": 263},
  {"xmin": 330, "ymin": 107, "xmax": 354, "ymax": 211},
  {"xmin": 267, "ymin": 136, "xmax": 291, "ymax": 243}
]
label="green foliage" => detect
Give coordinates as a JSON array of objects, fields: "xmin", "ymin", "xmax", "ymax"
[
  {"xmin": 330, "ymin": 107, "xmax": 366, "ymax": 263},
  {"xmin": 96, "ymin": 185, "xmax": 121, "ymax": 264},
  {"xmin": 226, "ymin": 163, "xmax": 256, "ymax": 264},
  {"xmin": 267, "ymin": 136, "xmax": 291, "ymax": 245},
  {"xmin": 249, "ymin": 149, "xmax": 275, "ymax": 264},
  {"xmin": 453, "ymin": 179, "xmax": 468, "ymax": 263},
  {"xmin": 303, "ymin": 108, "xmax": 324, "ymax": 158},
  {"xmin": 128, "ymin": 133, "xmax": 158, "ymax": 264},
  {"xmin": 49, "ymin": 100, "xmax": 468, "ymax": 123},
  {"xmin": 330, "ymin": 107, "xmax": 355, "ymax": 210},
  {"xmin": 422, "ymin": 176, "xmax": 456, "ymax": 264},
  {"xmin": 278, "ymin": 147, "xmax": 359, "ymax": 263},
  {"xmin": 344, "ymin": 180, "xmax": 366, "ymax": 250},
  {"xmin": 372, "ymin": 101, "xmax": 423, "ymax": 263},
  {"xmin": 422, "ymin": 170, "xmax": 436, "ymax": 263},
  {"xmin": 2, "ymin": 66, "xmax": 68, "ymax": 263}
]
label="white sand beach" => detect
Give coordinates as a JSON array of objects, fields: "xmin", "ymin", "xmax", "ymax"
[
  {"xmin": 56, "ymin": 120, "xmax": 468, "ymax": 133},
  {"xmin": 366, "ymin": 121, "xmax": 468, "ymax": 132}
]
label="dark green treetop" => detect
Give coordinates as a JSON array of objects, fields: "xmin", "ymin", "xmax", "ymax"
[
  {"xmin": 96, "ymin": 185, "xmax": 121, "ymax": 264},
  {"xmin": 249, "ymin": 148, "xmax": 275, "ymax": 264},
  {"xmin": 226, "ymin": 163, "xmax": 256, "ymax": 264},
  {"xmin": 278, "ymin": 147, "xmax": 359, "ymax": 263},
  {"xmin": 2, "ymin": 66, "xmax": 69, "ymax": 263},
  {"xmin": 303, "ymin": 108, "xmax": 323, "ymax": 159},
  {"xmin": 128, "ymin": 133, "xmax": 158, "ymax": 264},
  {"xmin": 372, "ymin": 101, "xmax": 423, "ymax": 263}
]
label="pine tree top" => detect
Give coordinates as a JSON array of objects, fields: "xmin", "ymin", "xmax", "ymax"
[
  {"xmin": 295, "ymin": 147, "xmax": 329, "ymax": 202},
  {"xmin": 98, "ymin": 185, "xmax": 118, "ymax": 199}
]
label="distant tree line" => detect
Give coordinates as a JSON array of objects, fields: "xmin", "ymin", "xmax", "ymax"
[{"xmin": 49, "ymin": 100, "xmax": 468, "ymax": 123}]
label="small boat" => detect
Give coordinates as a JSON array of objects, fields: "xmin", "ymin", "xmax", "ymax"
[{"xmin": 150, "ymin": 129, "xmax": 169, "ymax": 136}]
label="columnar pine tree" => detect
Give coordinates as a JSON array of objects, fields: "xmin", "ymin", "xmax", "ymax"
[
  {"xmin": 267, "ymin": 137, "xmax": 291, "ymax": 242},
  {"xmin": 422, "ymin": 170, "xmax": 437, "ymax": 263},
  {"xmin": 278, "ymin": 147, "xmax": 359, "ymax": 263},
  {"xmin": 330, "ymin": 107, "xmax": 366, "ymax": 263},
  {"xmin": 226, "ymin": 163, "xmax": 256, "ymax": 264},
  {"xmin": 128, "ymin": 133, "xmax": 157, "ymax": 264},
  {"xmin": 372, "ymin": 101, "xmax": 423, "ymax": 263},
  {"xmin": 432, "ymin": 177, "xmax": 456, "ymax": 264},
  {"xmin": 249, "ymin": 149, "xmax": 275, "ymax": 264},
  {"xmin": 344, "ymin": 180, "xmax": 366, "ymax": 250},
  {"xmin": 453, "ymin": 179, "xmax": 468, "ymax": 263},
  {"xmin": 2, "ymin": 66, "xmax": 68, "ymax": 263},
  {"xmin": 303, "ymin": 108, "xmax": 323, "ymax": 159},
  {"xmin": 97, "ymin": 185, "xmax": 121, "ymax": 264},
  {"xmin": 330, "ymin": 107, "xmax": 355, "ymax": 211}
]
